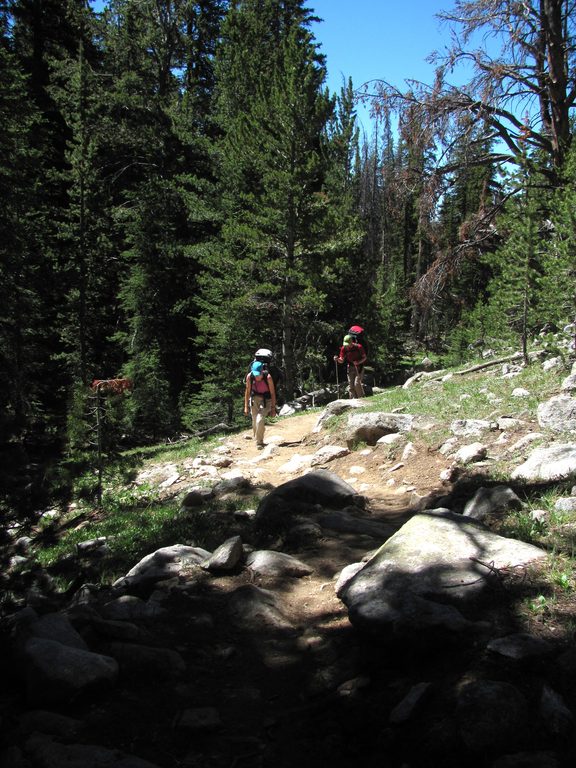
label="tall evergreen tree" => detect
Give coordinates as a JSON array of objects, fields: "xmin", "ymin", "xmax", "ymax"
[
  {"xmin": 194, "ymin": 0, "xmax": 334, "ymax": 424},
  {"xmin": 0, "ymin": 17, "xmax": 43, "ymax": 450},
  {"xmin": 483, "ymin": 147, "xmax": 551, "ymax": 362},
  {"xmin": 540, "ymin": 142, "xmax": 576, "ymax": 334},
  {"xmin": 98, "ymin": 0, "xmax": 223, "ymax": 439},
  {"xmin": 2, "ymin": 0, "xmax": 100, "ymax": 491}
]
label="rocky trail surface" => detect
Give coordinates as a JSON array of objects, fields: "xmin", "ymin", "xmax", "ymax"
[{"xmin": 3, "ymin": 391, "xmax": 576, "ymax": 768}]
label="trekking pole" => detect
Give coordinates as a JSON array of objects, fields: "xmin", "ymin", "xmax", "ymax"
[{"xmin": 335, "ymin": 359, "xmax": 339, "ymax": 394}]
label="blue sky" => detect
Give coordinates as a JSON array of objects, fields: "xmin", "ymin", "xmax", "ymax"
[
  {"xmin": 309, "ymin": 0, "xmax": 451, "ymax": 133},
  {"xmin": 311, "ymin": 1, "xmax": 448, "ymax": 92}
]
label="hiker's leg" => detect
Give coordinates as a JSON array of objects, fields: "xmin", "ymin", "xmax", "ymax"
[
  {"xmin": 354, "ymin": 366, "xmax": 365, "ymax": 398},
  {"xmin": 250, "ymin": 399, "xmax": 259, "ymax": 438},
  {"xmin": 255, "ymin": 398, "xmax": 270, "ymax": 445},
  {"xmin": 346, "ymin": 366, "xmax": 355, "ymax": 398}
]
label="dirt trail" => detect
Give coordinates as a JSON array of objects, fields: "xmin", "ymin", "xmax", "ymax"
[
  {"xmin": 164, "ymin": 409, "xmax": 456, "ymax": 767},
  {"xmin": 189, "ymin": 411, "xmax": 414, "ymax": 767},
  {"xmin": 225, "ymin": 408, "xmax": 447, "ymax": 516}
]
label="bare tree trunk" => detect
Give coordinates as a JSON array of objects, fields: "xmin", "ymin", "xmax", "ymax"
[{"xmin": 542, "ymin": 0, "xmax": 571, "ymax": 168}]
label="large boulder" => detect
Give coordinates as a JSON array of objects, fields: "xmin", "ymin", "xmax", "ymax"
[
  {"xmin": 254, "ymin": 470, "xmax": 364, "ymax": 543},
  {"xmin": 112, "ymin": 545, "xmax": 211, "ymax": 595},
  {"xmin": 24, "ymin": 638, "xmax": 118, "ymax": 705},
  {"xmin": 313, "ymin": 399, "xmax": 364, "ymax": 432},
  {"xmin": 339, "ymin": 511, "xmax": 546, "ymax": 639}
]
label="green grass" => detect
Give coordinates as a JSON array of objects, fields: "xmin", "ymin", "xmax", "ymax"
[{"xmin": 366, "ymin": 361, "xmax": 564, "ymax": 424}]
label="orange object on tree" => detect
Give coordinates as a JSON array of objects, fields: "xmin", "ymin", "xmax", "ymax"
[{"xmin": 91, "ymin": 378, "xmax": 133, "ymax": 394}]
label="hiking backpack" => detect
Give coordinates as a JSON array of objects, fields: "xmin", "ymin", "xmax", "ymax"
[
  {"xmin": 250, "ymin": 348, "xmax": 283, "ymax": 400},
  {"xmin": 347, "ymin": 325, "xmax": 368, "ymax": 354}
]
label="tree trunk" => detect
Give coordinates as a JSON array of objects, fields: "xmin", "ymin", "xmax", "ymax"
[{"xmin": 542, "ymin": 0, "xmax": 571, "ymax": 168}]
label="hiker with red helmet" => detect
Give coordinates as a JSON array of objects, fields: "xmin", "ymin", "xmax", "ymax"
[{"xmin": 334, "ymin": 333, "xmax": 367, "ymax": 398}]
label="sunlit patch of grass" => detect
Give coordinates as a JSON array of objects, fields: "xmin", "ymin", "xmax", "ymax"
[
  {"xmin": 122, "ymin": 435, "xmax": 217, "ymax": 465},
  {"xmin": 37, "ymin": 498, "xmax": 181, "ymax": 568},
  {"xmin": 35, "ymin": 467, "xmax": 259, "ymax": 584},
  {"xmin": 365, "ymin": 357, "xmax": 567, "ymax": 426}
]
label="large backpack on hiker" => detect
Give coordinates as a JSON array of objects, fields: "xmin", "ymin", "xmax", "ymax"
[
  {"xmin": 250, "ymin": 348, "xmax": 284, "ymax": 402},
  {"xmin": 347, "ymin": 325, "xmax": 368, "ymax": 355}
]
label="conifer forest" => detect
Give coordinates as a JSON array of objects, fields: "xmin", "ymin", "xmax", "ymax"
[{"xmin": 1, "ymin": 0, "xmax": 576, "ymax": 513}]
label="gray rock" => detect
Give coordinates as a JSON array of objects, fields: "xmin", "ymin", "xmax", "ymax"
[
  {"xmin": 512, "ymin": 387, "xmax": 530, "ymax": 398},
  {"xmin": 334, "ymin": 562, "xmax": 366, "ymax": 596},
  {"xmin": 346, "ymin": 411, "xmax": 418, "ymax": 445},
  {"xmin": 487, "ymin": 632, "xmax": 554, "ymax": 661},
  {"xmin": 113, "ymin": 545, "xmax": 210, "ymax": 593},
  {"xmin": 101, "ymin": 596, "xmax": 166, "ymax": 622},
  {"xmin": 24, "ymin": 638, "xmax": 118, "ymax": 705},
  {"xmin": 554, "ymin": 496, "xmax": 576, "ymax": 513},
  {"xmin": 439, "ymin": 437, "xmax": 459, "ymax": 456},
  {"xmin": 453, "ymin": 442, "xmax": 487, "ymax": 464},
  {"xmin": 450, "ymin": 419, "xmax": 492, "ymax": 437},
  {"xmin": 276, "ymin": 469, "xmax": 361, "ymax": 505},
  {"xmin": 201, "ymin": 535, "xmax": 244, "ymax": 572},
  {"xmin": 463, "ymin": 486, "xmax": 522, "ymax": 521},
  {"xmin": 312, "ymin": 399, "xmax": 364, "ymax": 431},
  {"xmin": 14, "ymin": 612, "xmax": 88, "ymax": 652},
  {"xmin": 212, "ymin": 475, "xmax": 252, "ymax": 496},
  {"xmin": 77, "ymin": 537, "xmax": 108, "ymax": 555},
  {"xmin": 310, "ymin": 445, "xmax": 350, "ymax": 465},
  {"xmin": 340, "ymin": 512, "xmax": 545, "ymax": 636},
  {"xmin": 511, "ymin": 443, "xmax": 576, "ymax": 482},
  {"xmin": 537, "ymin": 394, "xmax": 576, "ymax": 432},
  {"xmin": 507, "ymin": 432, "xmax": 544, "ymax": 453},
  {"xmin": 389, "ymin": 681, "xmax": 432, "ymax": 724},
  {"xmin": 561, "ymin": 373, "xmax": 576, "ymax": 392},
  {"xmin": 180, "ymin": 487, "xmax": 214, "ymax": 508},
  {"xmin": 255, "ymin": 470, "xmax": 365, "ymax": 539},
  {"xmin": 228, "ymin": 585, "xmax": 296, "ymax": 632},
  {"xmin": 246, "ymin": 550, "xmax": 313, "ymax": 577},
  {"xmin": 497, "ymin": 417, "xmax": 524, "ymax": 431}
]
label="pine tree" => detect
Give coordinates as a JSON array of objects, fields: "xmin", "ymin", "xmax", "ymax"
[
  {"xmin": 48, "ymin": 2, "xmax": 119, "ymax": 388},
  {"xmin": 540, "ymin": 143, "xmax": 576, "ymax": 334},
  {"xmin": 0, "ymin": 20, "xmax": 43, "ymax": 445},
  {"xmin": 435, "ymin": 120, "xmax": 498, "ymax": 341},
  {"xmin": 483, "ymin": 149, "xmax": 551, "ymax": 363},
  {"xmin": 98, "ymin": 0, "xmax": 223, "ymax": 439},
  {"xmin": 2, "ymin": 1, "xmax": 94, "ymax": 428},
  {"xmin": 195, "ymin": 0, "xmax": 334, "ymax": 422}
]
